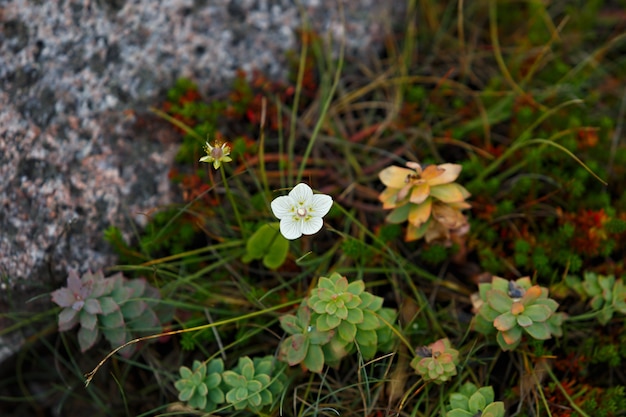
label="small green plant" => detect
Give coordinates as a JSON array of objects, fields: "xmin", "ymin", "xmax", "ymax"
[
  {"xmin": 278, "ymin": 302, "xmax": 334, "ymax": 373},
  {"xmin": 569, "ymin": 272, "xmax": 626, "ymax": 325},
  {"xmin": 174, "ymin": 359, "xmax": 225, "ymax": 412},
  {"xmin": 222, "ymin": 356, "xmax": 284, "ymax": 412},
  {"xmin": 307, "ymin": 272, "xmax": 367, "ymax": 336},
  {"xmin": 446, "ymin": 382, "xmax": 505, "ymax": 417},
  {"xmin": 278, "ymin": 272, "xmax": 397, "ymax": 371},
  {"xmin": 411, "ymin": 338, "xmax": 459, "ymax": 384},
  {"xmin": 472, "ymin": 276, "xmax": 565, "ymax": 351},
  {"xmin": 51, "ymin": 270, "xmax": 167, "ymax": 354}
]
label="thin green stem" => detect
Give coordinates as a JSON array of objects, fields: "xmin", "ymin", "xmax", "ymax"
[
  {"xmin": 149, "ymin": 106, "xmax": 204, "ymax": 141},
  {"xmin": 288, "ymin": 30, "xmax": 308, "ymax": 185},
  {"xmin": 84, "ymin": 299, "xmax": 301, "ymax": 386},
  {"xmin": 295, "ymin": 3, "xmax": 346, "ymax": 184},
  {"xmin": 220, "ymin": 165, "xmax": 246, "ymax": 238},
  {"xmin": 544, "ymin": 364, "xmax": 592, "ymax": 417}
]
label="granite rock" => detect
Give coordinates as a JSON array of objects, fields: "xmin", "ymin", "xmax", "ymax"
[{"xmin": 0, "ymin": 0, "xmax": 404, "ymax": 359}]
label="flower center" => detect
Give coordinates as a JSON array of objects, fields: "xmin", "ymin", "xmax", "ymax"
[
  {"xmin": 296, "ymin": 207, "xmax": 307, "ymax": 217},
  {"xmin": 211, "ymin": 147, "xmax": 224, "ymax": 159}
]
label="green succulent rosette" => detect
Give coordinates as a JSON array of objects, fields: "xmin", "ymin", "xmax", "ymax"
[{"xmin": 473, "ymin": 276, "xmax": 565, "ymax": 351}]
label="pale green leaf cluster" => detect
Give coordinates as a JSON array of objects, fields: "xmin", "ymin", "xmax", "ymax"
[
  {"xmin": 174, "ymin": 359, "xmax": 225, "ymax": 412},
  {"xmin": 568, "ymin": 272, "xmax": 626, "ymax": 325},
  {"xmin": 51, "ymin": 270, "xmax": 169, "ymax": 355},
  {"xmin": 446, "ymin": 382, "xmax": 505, "ymax": 417},
  {"xmin": 411, "ymin": 338, "xmax": 459, "ymax": 384},
  {"xmin": 473, "ymin": 276, "xmax": 565, "ymax": 351},
  {"xmin": 174, "ymin": 356, "xmax": 285, "ymax": 413},
  {"xmin": 278, "ymin": 272, "xmax": 397, "ymax": 372}
]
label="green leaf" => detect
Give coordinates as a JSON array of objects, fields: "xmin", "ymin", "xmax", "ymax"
[
  {"xmin": 449, "ymin": 392, "xmax": 470, "ymax": 410},
  {"xmin": 99, "ymin": 297, "xmax": 119, "ymax": 315},
  {"xmin": 524, "ymin": 322, "xmax": 552, "ymax": 340},
  {"xmin": 359, "ymin": 310, "xmax": 380, "ymax": 330},
  {"xmin": 190, "ymin": 393, "xmax": 207, "ymax": 410},
  {"xmin": 346, "ymin": 307, "xmax": 364, "ymax": 324},
  {"xmin": 337, "ymin": 321, "xmax": 357, "ymax": 342},
  {"xmin": 468, "ymin": 391, "xmax": 487, "ymax": 413},
  {"xmin": 386, "ymin": 204, "xmax": 410, "ymax": 224},
  {"xmin": 242, "ymin": 223, "xmax": 289, "ymax": 270},
  {"xmin": 80, "ymin": 310, "xmax": 98, "ymax": 330},
  {"xmin": 84, "ymin": 298, "xmax": 102, "ymax": 315},
  {"xmin": 179, "ymin": 366, "xmax": 193, "ymax": 380},
  {"xmin": 347, "ymin": 280, "xmax": 365, "ymax": 295},
  {"xmin": 446, "ymin": 410, "xmax": 474, "ymax": 417},
  {"xmin": 355, "ymin": 328, "xmax": 377, "ymax": 347},
  {"xmin": 178, "ymin": 386, "xmax": 195, "ymax": 402},
  {"xmin": 121, "ymin": 300, "xmax": 147, "ymax": 319},
  {"xmin": 78, "ymin": 326, "xmax": 99, "ymax": 352},
  {"xmin": 100, "ymin": 309, "xmax": 124, "ymax": 328},
  {"xmin": 482, "ymin": 402, "xmax": 505, "ymax": 417},
  {"xmin": 196, "ymin": 382, "xmax": 208, "ymax": 397},
  {"xmin": 239, "ymin": 357, "xmax": 255, "ymax": 379},
  {"xmin": 284, "ymin": 334, "xmax": 308, "ymax": 365},
  {"xmin": 102, "ymin": 327, "xmax": 127, "ymax": 347},
  {"xmin": 222, "ymin": 371, "xmax": 241, "ymax": 387},
  {"xmin": 486, "ymin": 290, "xmax": 512, "ymax": 313},
  {"xmin": 279, "ymin": 314, "xmax": 301, "ymax": 334},
  {"xmin": 491, "ymin": 276, "xmax": 509, "ymax": 293},
  {"xmin": 516, "ymin": 314, "xmax": 533, "ymax": 327},
  {"xmin": 523, "ymin": 304, "xmax": 552, "ymax": 322},
  {"xmin": 208, "ymin": 388, "xmax": 225, "ymax": 406},
  {"xmin": 125, "ymin": 278, "xmax": 147, "ymax": 298},
  {"xmin": 58, "ymin": 308, "xmax": 79, "ymax": 331},
  {"xmin": 318, "ymin": 314, "xmax": 341, "ymax": 331},
  {"xmin": 309, "ymin": 328, "xmax": 333, "ymax": 345},
  {"xmin": 497, "ymin": 326, "xmax": 522, "ymax": 351},
  {"xmin": 493, "ymin": 312, "xmax": 516, "ymax": 331},
  {"xmin": 477, "ymin": 386, "xmax": 495, "ymax": 404},
  {"xmin": 304, "ymin": 344, "xmax": 325, "ymax": 373}
]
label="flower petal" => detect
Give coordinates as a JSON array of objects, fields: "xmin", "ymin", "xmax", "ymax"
[
  {"xmin": 379, "ymin": 166, "xmax": 415, "ymax": 188},
  {"xmin": 279, "ymin": 217, "xmax": 302, "ymax": 240},
  {"xmin": 301, "ymin": 217, "xmax": 323, "ymax": 236},
  {"xmin": 271, "ymin": 195, "xmax": 295, "ymax": 220},
  {"xmin": 310, "ymin": 194, "xmax": 333, "ymax": 217},
  {"xmin": 426, "ymin": 164, "xmax": 462, "ymax": 185},
  {"xmin": 289, "ymin": 183, "xmax": 313, "ymax": 205}
]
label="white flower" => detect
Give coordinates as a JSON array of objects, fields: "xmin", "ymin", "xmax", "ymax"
[{"xmin": 270, "ymin": 183, "xmax": 333, "ymax": 240}]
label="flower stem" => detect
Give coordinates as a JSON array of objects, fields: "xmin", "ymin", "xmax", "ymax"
[{"xmin": 220, "ymin": 165, "xmax": 246, "ymax": 238}]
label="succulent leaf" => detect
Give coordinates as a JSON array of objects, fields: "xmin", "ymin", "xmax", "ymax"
[{"xmin": 78, "ymin": 326, "xmax": 100, "ymax": 352}]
